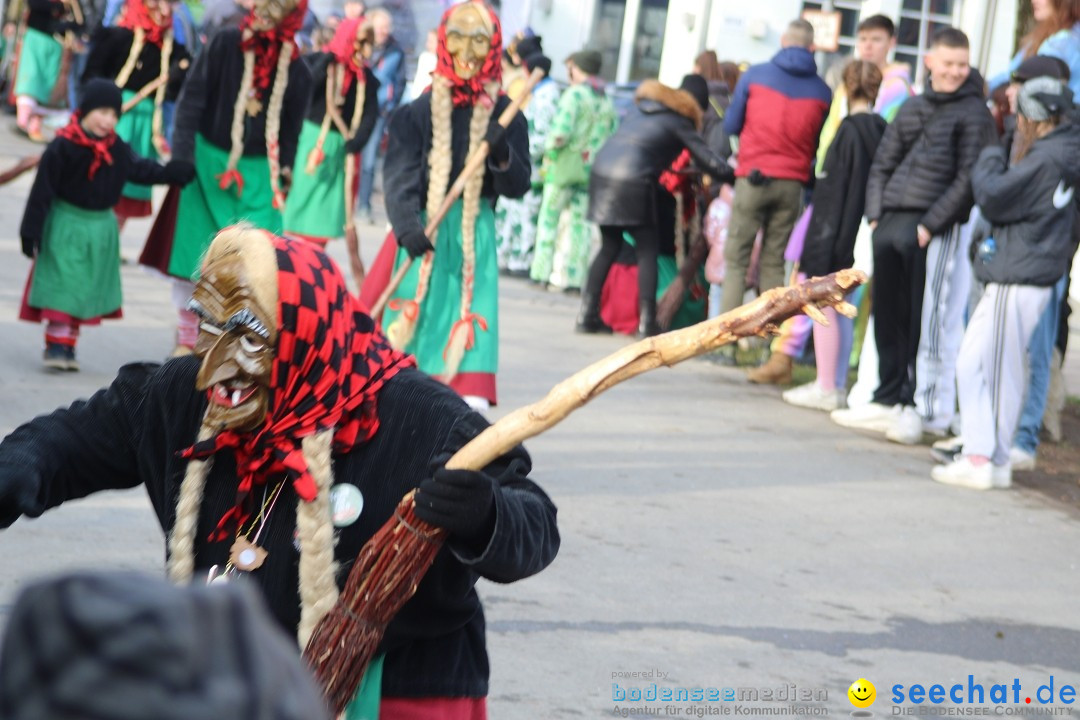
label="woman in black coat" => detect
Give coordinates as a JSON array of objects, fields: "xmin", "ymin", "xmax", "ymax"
[
  {"xmin": 783, "ymin": 61, "xmax": 887, "ymax": 412},
  {"xmin": 577, "ymin": 74, "xmax": 734, "ymax": 338}
]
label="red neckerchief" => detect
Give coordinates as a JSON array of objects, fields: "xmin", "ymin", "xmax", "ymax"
[
  {"xmin": 432, "ymin": 1, "xmax": 502, "ymax": 108},
  {"xmin": 56, "ymin": 113, "xmax": 116, "ymax": 180},
  {"xmin": 240, "ymin": 0, "xmax": 307, "ymax": 100},
  {"xmin": 179, "ymin": 233, "xmax": 415, "ymax": 542},
  {"xmin": 327, "ymin": 17, "xmax": 365, "ymax": 94},
  {"xmin": 117, "ymin": 0, "xmax": 171, "ymax": 46}
]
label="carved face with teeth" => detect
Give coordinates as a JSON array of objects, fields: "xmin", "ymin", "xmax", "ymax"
[
  {"xmin": 189, "ymin": 240, "xmax": 279, "ymax": 433},
  {"xmin": 444, "ymin": 3, "xmax": 493, "ymax": 81},
  {"xmin": 249, "ymin": 0, "xmax": 297, "ymax": 32}
]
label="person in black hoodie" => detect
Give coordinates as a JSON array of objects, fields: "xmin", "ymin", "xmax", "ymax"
[
  {"xmin": 578, "ymin": 73, "xmax": 734, "ymax": 338},
  {"xmin": 834, "ymin": 27, "xmax": 996, "ymax": 444},
  {"xmin": 931, "ymin": 77, "xmax": 1080, "ymax": 490},
  {"xmin": 782, "ymin": 61, "xmax": 887, "ymax": 412}
]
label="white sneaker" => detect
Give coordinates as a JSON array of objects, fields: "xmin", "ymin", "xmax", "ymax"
[
  {"xmin": 782, "ymin": 383, "xmax": 845, "ymax": 411},
  {"xmin": 931, "ymin": 456, "xmax": 994, "ymax": 490},
  {"xmin": 992, "ymin": 463, "xmax": 1012, "ymax": 488},
  {"xmin": 1009, "ymin": 447, "xmax": 1036, "ymax": 471},
  {"xmin": 930, "ymin": 436, "xmax": 963, "ymax": 464},
  {"xmin": 831, "ymin": 403, "xmax": 899, "ymax": 433},
  {"xmin": 886, "ymin": 405, "xmax": 923, "ymax": 445}
]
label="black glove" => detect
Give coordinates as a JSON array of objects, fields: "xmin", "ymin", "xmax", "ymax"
[
  {"xmin": 344, "ymin": 134, "xmax": 366, "ymax": 155},
  {"xmin": 21, "ymin": 235, "xmax": 38, "ymax": 259},
  {"xmin": 485, "ymin": 121, "xmax": 509, "ymax": 165},
  {"xmin": 414, "ymin": 465, "xmax": 496, "ymax": 543},
  {"xmin": 397, "ymin": 228, "xmax": 433, "ymax": 259},
  {"xmin": 0, "ymin": 465, "xmax": 36, "ymax": 528},
  {"xmin": 164, "ymin": 160, "xmax": 196, "ymax": 186}
]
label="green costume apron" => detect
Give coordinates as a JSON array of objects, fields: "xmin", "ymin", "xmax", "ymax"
[
  {"xmin": 383, "ymin": 200, "xmax": 499, "ymax": 377},
  {"xmin": 115, "ymin": 91, "xmax": 158, "ymax": 202},
  {"xmin": 29, "ymin": 200, "xmax": 122, "ymax": 319},
  {"xmin": 167, "ymin": 133, "xmax": 283, "ymax": 280},
  {"xmin": 342, "ymin": 654, "xmax": 384, "ymax": 720},
  {"xmin": 15, "ymin": 28, "xmax": 62, "ymax": 104},
  {"xmin": 282, "ymin": 119, "xmax": 348, "ymax": 239}
]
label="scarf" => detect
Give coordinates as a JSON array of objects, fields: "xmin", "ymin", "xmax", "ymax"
[
  {"xmin": 180, "ymin": 234, "xmax": 415, "ymax": 542},
  {"xmin": 240, "ymin": 0, "xmax": 307, "ymax": 100},
  {"xmin": 432, "ymin": 1, "xmax": 502, "ymax": 108},
  {"xmin": 326, "ymin": 16, "xmax": 364, "ymax": 94},
  {"xmin": 118, "ymin": 0, "xmax": 171, "ymax": 46},
  {"xmin": 56, "ymin": 113, "xmax": 116, "ymax": 180}
]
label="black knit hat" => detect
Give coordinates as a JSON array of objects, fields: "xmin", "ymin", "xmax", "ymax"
[
  {"xmin": 0, "ymin": 572, "xmax": 330, "ymax": 720},
  {"xmin": 680, "ymin": 73, "xmax": 710, "ymax": 110},
  {"xmin": 568, "ymin": 49, "xmax": 602, "ymax": 76},
  {"xmin": 522, "ymin": 51, "xmax": 552, "ymax": 77},
  {"xmin": 78, "ymin": 78, "xmax": 123, "ymax": 116}
]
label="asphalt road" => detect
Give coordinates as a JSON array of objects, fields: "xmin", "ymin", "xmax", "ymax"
[{"xmin": 0, "ymin": 121, "xmax": 1078, "ymax": 719}]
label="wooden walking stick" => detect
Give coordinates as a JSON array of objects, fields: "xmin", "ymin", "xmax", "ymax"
[
  {"xmin": 369, "ymin": 66, "xmax": 546, "ymax": 318},
  {"xmin": 303, "ymin": 269, "xmax": 867, "ymax": 715}
]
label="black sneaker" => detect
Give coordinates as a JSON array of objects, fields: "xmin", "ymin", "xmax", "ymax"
[
  {"xmin": 63, "ymin": 345, "xmax": 79, "ymax": 372},
  {"xmin": 42, "ymin": 342, "xmax": 67, "ymax": 370}
]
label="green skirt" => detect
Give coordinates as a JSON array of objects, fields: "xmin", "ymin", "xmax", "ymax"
[
  {"xmin": 283, "ymin": 119, "xmax": 348, "ymax": 238},
  {"xmin": 342, "ymin": 655, "xmax": 384, "ymax": 720},
  {"xmin": 167, "ymin": 133, "xmax": 283, "ymax": 280},
  {"xmin": 657, "ymin": 255, "xmax": 707, "ymax": 330},
  {"xmin": 15, "ymin": 28, "xmax": 62, "ymax": 105},
  {"xmin": 116, "ymin": 91, "xmax": 157, "ymax": 202},
  {"xmin": 29, "ymin": 200, "xmax": 122, "ymax": 319},
  {"xmin": 383, "ymin": 200, "xmax": 499, "ymax": 376}
]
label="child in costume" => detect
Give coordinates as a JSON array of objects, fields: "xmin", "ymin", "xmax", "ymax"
[
  {"xmin": 139, "ymin": 0, "xmax": 311, "ymax": 354},
  {"xmin": 362, "ymin": 1, "xmax": 530, "ymax": 410},
  {"xmin": 82, "ymin": 0, "xmax": 190, "ymax": 228},
  {"xmin": 282, "ymin": 16, "xmax": 378, "ymax": 280},
  {"xmin": 18, "ymin": 79, "xmax": 195, "ymax": 370},
  {"xmin": 13, "ymin": 0, "xmax": 71, "ymax": 141}
]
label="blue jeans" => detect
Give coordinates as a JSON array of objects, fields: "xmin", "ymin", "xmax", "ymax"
[
  {"xmin": 1014, "ymin": 273, "xmax": 1068, "ymax": 453},
  {"xmin": 357, "ymin": 113, "xmax": 388, "ymax": 212},
  {"xmin": 67, "ymin": 50, "xmax": 88, "ymax": 110}
]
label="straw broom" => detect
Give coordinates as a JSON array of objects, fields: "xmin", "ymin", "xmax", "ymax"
[
  {"xmin": 369, "ymin": 67, "xmax": 546, "ymax": 319},
  {"xmin": 303, "ymin": 269, "xmax": 867, "ymax": 715}
]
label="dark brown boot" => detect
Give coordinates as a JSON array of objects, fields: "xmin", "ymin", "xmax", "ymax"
[
  {"xmin": 747, "ymin": 351, "xmax": 793, "ymax": 385},
  {"xmin": 575, "ymin": 292, "xmax": 613, "ymax": 334}
]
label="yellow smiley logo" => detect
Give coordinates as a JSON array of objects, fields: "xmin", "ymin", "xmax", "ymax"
[{"xmin": 848, "ymin": 678, "xmax": 876, "ymax": 708}]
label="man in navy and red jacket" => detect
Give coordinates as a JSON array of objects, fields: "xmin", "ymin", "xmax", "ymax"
[{"xmin": 718, "ymin": 18, "xmax": 831, "ymax": 320}]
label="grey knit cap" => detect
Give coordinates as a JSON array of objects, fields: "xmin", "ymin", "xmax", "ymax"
[
  {"xmin": 1019, "ymin": 76, "xmax": 1073, "ymax": 121},
  {"xmin": 0, "ymin": 572, "xmax": 330, "ymax": 720}
]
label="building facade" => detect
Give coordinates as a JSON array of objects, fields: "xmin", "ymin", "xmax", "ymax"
[{"xmin": 525, "ymin": 0, "xmax": 1022, "ymax": 89}]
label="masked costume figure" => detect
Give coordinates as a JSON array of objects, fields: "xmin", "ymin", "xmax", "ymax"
[
  {"xmin": 139, "ymin": 0, "xmax": 311, "ymax": 353},
  {"xmin": 82, "ymin": 0, "xmax": 190, "ymax": 225},
  {"xmin": 361, "ymin": 1, "xmax": 530, "ymax": 410},
  {"xmin": 0, "ymin": 226, "xmax": 560, "ymax": 718},
  {"xmin": 282, "ymin": 17, "xmax": 379, "ymax": 249}
]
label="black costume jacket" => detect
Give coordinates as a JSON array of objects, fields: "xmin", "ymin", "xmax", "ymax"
[
  {"xmin": 170, "ymin": 28, "xmax": 311, "ymax": 168},
  {"xmin": 302, "ymin": 53, "xmax": 380, "ymax": 155},
  {"xmin": 0, "ymin": 361, "xmax": 560, "ymax": 698},
  {"xmin": 382, "ymin": 92, "xmax": 531, "ymax": 243},
  {"xmin": 82, "ymin": 27, "xmax": 190, "ymax": 102},
  {"xmin": 20, "ymin": 135, "xmax": 185, "ymax": 253}
]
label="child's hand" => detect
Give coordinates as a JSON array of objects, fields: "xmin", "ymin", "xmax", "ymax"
[{"xmin": 917, "ymin": 224, "xmax": 932, "ymax": 247}]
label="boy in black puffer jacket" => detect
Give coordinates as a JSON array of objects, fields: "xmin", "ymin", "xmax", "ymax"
[
  {"xmin": 931, "ymin": 77, "xmax": 1080, "ymax": 490},
  {"xmin": 834, "ymin": 27, "xmax": 996, "ymax": 445}
]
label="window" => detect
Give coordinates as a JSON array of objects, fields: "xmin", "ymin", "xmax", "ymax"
[
  {"xmin": 591, "ymin": 0, "xmax": 627, "ymax": 83},
  {"xmin": 801, "ymin": 0, "xmax": 866, "ymax": 57},
  {"xmin": 896, "ymin": 0, "xmax": 960, "ymax": 84},
  {"xmin": 628, "ymin": 0, "xmax": 669, "ymax": 81}
]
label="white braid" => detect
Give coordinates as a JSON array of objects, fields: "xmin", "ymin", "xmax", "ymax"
[
  {"xmin": 265, "ymin": 39, "xmax": 294, "ymax": 209},
  {"xmin": 151, "ymin": 31, "xmax": 173, "ymax": 156},
  {"xmin": 296, "ymin": 431, "xmax": 339, "ymax": 648},
  {"xmin": 224, "ymin": 42, "xmax": 256, "ymax": 182},
  {"xmin": 113, "ymin": 26, "xmax": 146, "ymax": 89},
  {"xmin": 167, "ymin": 423, "xmax": 214, "ymax": 584}
]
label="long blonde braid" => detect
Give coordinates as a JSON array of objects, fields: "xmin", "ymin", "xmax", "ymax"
[
  {"xmin": 113, "ymin": 26, "xmax": 146, "ymax": 88},
  {"xmin": 385, "ymin": 75, "xmax": 453, "ymax": 350},
  {"xmin": 264, "ymin": 40, "xmax": 294, "ymax": 210},
  {"xmin": 167, "ymin": 423, "xmax": 215, "ymax": 584},
  {"xmin": 150, "ymin": 31, "xmax": 173, "ymax": 156},
  {"xmin": 442, "ymin": 81, "xmax": 496, "ymax": 380},
  {"xmin": 305, "ymin": 62, "xmax": 339, "ymax": 174},
  {"xmin": 296, "ymin": 430, "xmax": 339, "ymax": 648},
  {"xmin": 220, "ymin": 34, "xmax": 255, "ymax": 193}
]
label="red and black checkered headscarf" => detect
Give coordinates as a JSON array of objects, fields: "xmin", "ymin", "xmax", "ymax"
[
  {"xmin": 240, "ymin": 0, "xmax": 308, "ymax": 98},
  {"xmin": 181, "ymin": 233, "xmax": 414, "ymax": 541},
  {"xmin": 433, "ymin": 1, "xmax": 502, "ymax": 107}
]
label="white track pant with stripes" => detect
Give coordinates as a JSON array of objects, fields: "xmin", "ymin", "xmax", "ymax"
[
  {"xmin": 915, "ymin": 217, "xmax": 975, "ymax": 433},
  {"xmin": 957, "ymin": 283, "xmax": 1051, "ymax": 466}
]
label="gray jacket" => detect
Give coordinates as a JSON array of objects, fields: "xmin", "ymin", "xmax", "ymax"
[{"xmin": 972, "ymin": 122, "xmax": 1080, "ymax": 286}]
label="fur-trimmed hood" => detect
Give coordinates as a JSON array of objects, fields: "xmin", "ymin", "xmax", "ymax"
[{"xmin": 635, "ymin": 79, "xmax": 703, "ymax": 130}]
